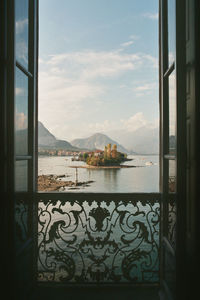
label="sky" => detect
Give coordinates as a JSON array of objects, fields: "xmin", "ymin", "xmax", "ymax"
[{"xmin": 38, "ymin": 0, "xmax": 159, "ymax": 145}]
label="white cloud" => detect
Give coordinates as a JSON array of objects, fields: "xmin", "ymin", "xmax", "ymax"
[
  {"xmin": 134, "ymin": 82, "xmax": 157, "ymax": 92},
  {"xmin": 135, "ymin": 84, "xmax": 154, "ymax": 92},
  {"xmin": 16, "ymin": 18, "xmax": 28, "ymax": 34},
  {"xmin": 132, "ymin": 81, "xmax": 158, "ymax": 97},
  {"xmin": 143, "ymin": 12, "xmax": 159, "ymax": 20},
  {"xmin": 39, "ymin": 49, "xmax": 155, "ymax": 118},
  {"xmin": 15, "ymin": 18, "xmax": 29, "ymax": 65},
  {"xmin": 16, "ymin": 112, "xmax": 27, "ymax": 130},
  {"xmin": 39, "ymin": 49, "xmax": 158, "ymax": 140},
  {"xmin": 121, "ymin": 112, "xmax": 158, "ymax": 133},
  {"xmin": 142, "ymin": 54, "xmax": 158, "ymax": 69},
  {"xmin": 82, "ymin": 113, "xmax": 158, "ymax": 136},
  {"xmin": 129, "ymin": 35, "xmax": 139, "ymax": 40},
  {"xmin": 120, "ymin": 41, "xmax": 134, "ymax": 48},
  {"xmin": 169, "ymin": 52, "xmax": 175, "ymax": 65},
  {"xmin": 46, "ymin": 50, "xmax": 143, "ymax": 80},
  {"xmin": 88, "ymin": 120, "xmax": 117, "ymax": 133},
  {"xmin": 120, "ymin": 112, "xmax": 148, "ymax": 132},
  {"xmin": 39, "ymin": 72, "xmax": 102, "ymax": 104},
  {"xmin": 15, "ymin": 87, "xmax": 24, "ymax": 96},
  {"xmin": 40, "ymin": 51, "xmax": 157, "ymax": 90},
  {"xmin": 16, "ymin": 40, "xmax": 28, "ymax": 65}
]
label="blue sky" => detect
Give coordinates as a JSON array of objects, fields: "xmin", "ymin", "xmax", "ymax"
[{"xmin": 39, "ymin": 0, "xmax": 159, "ymax": 145}]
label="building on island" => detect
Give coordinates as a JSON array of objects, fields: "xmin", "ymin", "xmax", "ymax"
[
  {"xmin": 111, "ymin": 144, "xmax": 117, "ymax": 158},
  {"xmin": 104, "ymin": 143, "xmax": 118, "ymax": 159}
]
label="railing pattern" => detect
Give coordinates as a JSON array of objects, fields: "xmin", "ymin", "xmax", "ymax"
[
  {"xmin": 168, "ymin": 197, "xmax": 176, "ymax": 250},
  {"xmin": 38, "ymin": 196, "xmax": 160, "ymax": 284},
  {"xmin": 15, "ymin": 200, "xmax": 29, "ymax": 251}
]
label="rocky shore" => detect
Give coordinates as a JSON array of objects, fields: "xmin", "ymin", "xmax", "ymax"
[{"xmin": 38, "ymin": 174, "xmax": 94, "ymax": 191}]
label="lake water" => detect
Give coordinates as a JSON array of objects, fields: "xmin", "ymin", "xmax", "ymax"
[
  {"xmin": 37, "ymin": 155, "xmax": 160, "ymax": 283},
  {"xmin": 38, "ymin": 155, "xmax": 159, "ymax": 193}
]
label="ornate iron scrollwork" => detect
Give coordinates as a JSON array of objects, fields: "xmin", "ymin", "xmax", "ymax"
[
  {"xmin": 168, "ymin": 198, "xmax": 176, "ymax": 250},
  {"xmin": 38, "ymin": 198, "xmax": 160, "ymax": 284},
  {"xmin": 15, "ymin": 200, "xmax": 29, "ymax": 249}
]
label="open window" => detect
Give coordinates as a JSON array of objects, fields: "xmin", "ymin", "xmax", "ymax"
[
  {"xmin": 2, "ymin": 0, "xmax": 198, "ymax": 299},
  {"xmin": 37, "ymin": 0, "xmax": 161, "ymax": 286}
]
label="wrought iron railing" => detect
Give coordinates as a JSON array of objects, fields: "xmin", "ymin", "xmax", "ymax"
[
  {"xmin": 168, "ymin": 196, "xmax": 176, "ymax": 250},
  {"xmin": 35, "ymin": 193, "xmax": 161, "ymax": 284}
]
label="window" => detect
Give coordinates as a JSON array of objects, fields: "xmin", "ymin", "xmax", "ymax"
[
  {"xmin": 14, "ymin": 0, "xmax": 37, "ymax": 192},
  {"xmin": 36, "ymin": 0, "xmax": 161, "ymax": 285},
  {"xmin": 2, "ymin": 0, "xmax": 189, "ymax": 297}
]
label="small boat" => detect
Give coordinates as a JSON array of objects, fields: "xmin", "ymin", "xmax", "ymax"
[{"xmin": 145, "ymin": 161, "xmax": 154, "ymax": 166}]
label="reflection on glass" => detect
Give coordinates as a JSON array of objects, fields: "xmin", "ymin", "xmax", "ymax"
[
  {"xmin": 168, "ymin": 0, "xmax": 176, "ymax": 66},
  {"xmin": 168, "ymin": 71, "xmax": 176, "ymax": 154},
  {"xmin": 169, "ymin": 159, "xmax": 176, "ymax": 193},
  {"xmin": 15, "ymin": 0, "xmax": 29, "ymax": 68},
  {"xmin": 15, "ymin": 67, "xmax": 28, "ymax": 156},
  {"xmin": 15, "ymin": 160, "xmax": 28, "ymax": 191}
]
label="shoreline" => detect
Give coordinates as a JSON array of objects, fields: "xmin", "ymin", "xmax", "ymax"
[
  {"xmin": 69, "ymin": 165, "xmax": 138, "ymax": 169},
  {"xmin": 38, "ymin": 174, "xmax": 94, "ymax": 191}
]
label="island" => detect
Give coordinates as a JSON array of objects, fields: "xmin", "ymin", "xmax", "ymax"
[{"xmin": 70, "ymin": 143, "xmax": 136, "ymax": 169}]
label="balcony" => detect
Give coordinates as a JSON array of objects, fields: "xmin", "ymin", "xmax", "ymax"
[{"xmin": 32, "ymin": 193, "xmax": 160, "ymax": 285}]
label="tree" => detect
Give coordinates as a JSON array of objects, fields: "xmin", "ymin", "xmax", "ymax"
[{"xmin": 83, "ymin": 152, "xmax": 89, "ymax": 161}]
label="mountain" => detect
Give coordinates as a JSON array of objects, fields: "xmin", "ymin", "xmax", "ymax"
[
  {"xmin": 38, "ymin": 121, "xmax": 158, "ymax": 154},
  {"xmin": 106, "ymin": 126, "xmax": 159, "ymax": 155},
  {"xmin": 38, "ymin": 121, "xmax": 78, "ymax": 150},
  {"xmin": 71, "ymin": 133, "xmax": 129, "ymax": 153}
]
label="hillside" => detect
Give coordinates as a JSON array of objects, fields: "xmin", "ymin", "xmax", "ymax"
[
  {"xmin": 71, "ymin": 133, "xmax": 129, "ymax": 153},
  {"xmin": 38, "ymin": 121, "xmax": 78, "ymax": 150}
]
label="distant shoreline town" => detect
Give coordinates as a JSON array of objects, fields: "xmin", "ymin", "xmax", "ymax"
[
  {"xmin": 38, "ymin": 148, "xmax": 83, "ymax": 156},
  {"xmin": 38, "ymin": 148, "xmax": 159, "ymax": 157}
]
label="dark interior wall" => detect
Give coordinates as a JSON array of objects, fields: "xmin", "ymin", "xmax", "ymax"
[
  {"xmin": 0, "ymin": 1, "xmax": 14, "ymax": 298},
  {"xmin": 184, "ymin": 0, "xmax": 200, "ymax": 297},
  {"xmin": 193, "ymin": 0, "xmax": 200, "ymax": 289},
  {"xmin": 1, "ymin": 1, "xmax": 17, "ymax": 298}
]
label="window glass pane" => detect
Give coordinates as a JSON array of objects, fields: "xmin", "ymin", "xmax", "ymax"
[
  {"xmin": 15, "ymin": 0, "xmax": 29, "ymax": 68},
  {"xmin": 15, "ymin": 160, "xmax": 28, "ymax": 191},
  {"xmin": 15, "ymin": 67, "xmax": 28, "ymax": 156},
  {"xmin": 169, "ymin": 159, "xmax": 176, "ymax": 193},
  {"xmin": 168, "ymin": 71, "xmax": 176, "ymax": 154},
  {"xmin": 168, "ymin": 0, "xmax": 176, "ymax": 66}
]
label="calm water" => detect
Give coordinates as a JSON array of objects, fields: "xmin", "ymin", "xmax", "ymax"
[
  {"xmin": 38, "ymin": 155, "xmax": 159, "ymax": 193},
  {"xmin": 38, "ymin": 155, "xmax": 160, "ymax": 282}
]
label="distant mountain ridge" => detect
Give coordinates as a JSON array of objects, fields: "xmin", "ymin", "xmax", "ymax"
[
  {"xmin": 107, "ymin": 126, "xmax": 159, "ymax": 155},
  {"xmin": 38, "ymin": 121, "xmax": 78, "ymax": 150},
  {"xmin": 71, "ymin": 133, "xmax": 129, "ymax": 153}
]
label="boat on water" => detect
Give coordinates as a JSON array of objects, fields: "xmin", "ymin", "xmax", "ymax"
[{"xmin": 145, "ymin": 161, "xmax": 154, "ymax": 166}]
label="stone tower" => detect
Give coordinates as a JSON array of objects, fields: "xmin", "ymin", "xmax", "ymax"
[
  {"xmin": 112, "ymin": 144, "xmax": 117, "ymax": 158},
  {"xmin": 107, "ymin": 143, "xmax": 111, "ymax": 158},
  {"xmin": 104, "ymin": 145, "xmax": 107, "ymax": 158}
]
